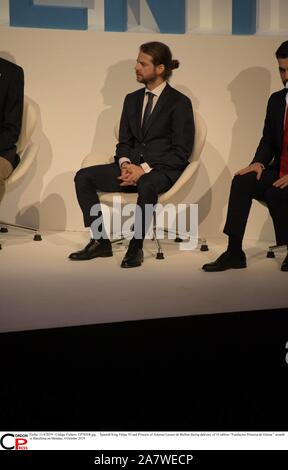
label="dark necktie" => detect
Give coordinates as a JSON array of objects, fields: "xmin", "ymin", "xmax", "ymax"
[
  {"xmin": 280, "ymin": 106, "xmax": 288, "ymax": 178},
  {"xmin": 142, "ymin": 92, "xmax": 154, "ymax": 132}
]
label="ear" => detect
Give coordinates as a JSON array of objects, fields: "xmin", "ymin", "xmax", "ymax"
[{"xmin": 156, "ymin": 64, "xmax": 165, "ymax": 76}]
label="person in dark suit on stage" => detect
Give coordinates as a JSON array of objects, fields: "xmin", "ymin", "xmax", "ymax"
[
  {"xmin": 203, "ymin": 40, "xmax": 288, "ymax": 273},
  {"xmin": 70, "ymin": 41, "xmax": 195, "ymax": 268},
  {"xmin": 0, "ymin": 57, "xmax": 24, "ymax": 206}
]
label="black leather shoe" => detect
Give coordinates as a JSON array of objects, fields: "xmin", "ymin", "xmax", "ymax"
[
  {"xmin": 69, "ymin": 239, "xmax": 112, "ymax": 260},
  {"xmin": 121, "ymin": 243, "xmax": 144, "ymax": 268},
  {"xmin": 202, "ymin": 250, "xmax": 246, "ymax": 272},
  {"xmin": 281, "ymin": 253, "xmax": 288, "ymax": 271}
]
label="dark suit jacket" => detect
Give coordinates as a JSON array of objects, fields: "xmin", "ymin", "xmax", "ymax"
[
  {"xmin": 252, "ymin": 88, "xmax": 286, "ymax": 172},
  {"xmin": 0, "ymin": 58, "xmax": 24, "ymax": 168},
  {"xmin": 114, "ymin": 83, "xmax": 195, "ymax": 184}
]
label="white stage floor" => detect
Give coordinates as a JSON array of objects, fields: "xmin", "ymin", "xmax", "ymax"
[{"xmin": 0, "ymin": 229, "xmax": 287, "ymax": 333}]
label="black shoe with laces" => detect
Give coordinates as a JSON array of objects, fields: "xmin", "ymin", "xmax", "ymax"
[
  {"xmin": 202, "ymin": 250, "xmax": 246, "ymax": 272},
  {"xmin": 121, "ymin": 239, "xmax": 143, "ymax": 268},
  {"xmin": 69, "ymin": 239, "xmax": 113, "ymax": 260}
]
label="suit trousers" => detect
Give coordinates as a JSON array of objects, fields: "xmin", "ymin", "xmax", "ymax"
[
  {"xmin": 0, "ymin": 157, "xmax": 13, "ymax": 204},
  {"xmin": 224, "ymin": 169, "xmax": 288, "ymax": 245},
  {"xmin": 74, "ymin": 163, "xmax": 172, "ymax": 240}
]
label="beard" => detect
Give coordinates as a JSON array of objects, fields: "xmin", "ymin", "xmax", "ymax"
[{"xmin": 136, "ymin": 70, "xmax": 158, "ymax": 85}]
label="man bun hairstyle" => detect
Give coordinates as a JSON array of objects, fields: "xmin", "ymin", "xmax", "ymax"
[
  {"xmin": 140, "ymin": 41, "xmax": 180, "ymax": 80},
  {"xmin": 276, "ymin": 40, "xmax": 288, "ymax": 59},
  {"xmin": 171, "ymin": 59, "xmax": 180, "ymax": 70}
]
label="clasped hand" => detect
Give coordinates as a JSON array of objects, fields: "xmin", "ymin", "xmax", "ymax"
[{"xmin": 118, "ymin": 163, "xmax": 144, "ymax": 186}]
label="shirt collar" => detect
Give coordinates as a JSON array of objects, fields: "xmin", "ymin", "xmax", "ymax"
[{"xmin": 145, "ymin": 81, "xmax": 167, "ymax": 98}]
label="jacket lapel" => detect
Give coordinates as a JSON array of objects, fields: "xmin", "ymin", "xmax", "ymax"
[
  {"xmin": 134, "ymin": 88, "xmax": 145, "ymax": 140},
  {"xmin": 141, "ymin": 84, "xmax": 172, "ymax": 138},
  {"xmin": 277, "ymin": 89, "xmax": 287, "ymax": 149}
]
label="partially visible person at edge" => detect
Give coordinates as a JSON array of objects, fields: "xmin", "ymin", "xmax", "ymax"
[
  {"xmin": 0, "ymin": 57, "xmax": 24, "ymax": 207},
  {"xmin": 203, "ymin": 41, "xmax": 288, "ymax": 273}
]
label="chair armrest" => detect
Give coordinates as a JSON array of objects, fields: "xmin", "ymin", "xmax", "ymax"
[
  {"xmin": 158, "ymin": 161, "xmax": 200, "ymax": 203},
  {"xmin": 81, "ymin": 152, "xmax": 113, "ymax": 169},
  {"xmin": 6, "ymin": 142, "xmax": 39, "ymax": 189}
]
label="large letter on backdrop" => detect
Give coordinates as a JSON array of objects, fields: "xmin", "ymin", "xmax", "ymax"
[
  {"xmin": 146, "ymin": 0, "xmax": 185, "ymax": 34},
  {"xmin": 104, "ymin": 0, "xmax": 185, "ymax": 33},
  {"xmin": 232, "ymin": 0, "xmax": 256, "ymax": 35},
  {"xmin": 104, "ymin": 0, "xmax": 128, "ymax": 32},
  {"xmin": 9, "ymin": 0, "xmax": 88, "ymax": 30}
]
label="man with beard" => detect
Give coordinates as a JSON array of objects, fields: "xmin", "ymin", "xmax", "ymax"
[
  {"xmin": 203, "ymin": 40, "xmax": 288, "ymax": 273},
  {"xmin": 70, "ymin": 42, "xmax": 194, "ymax": 268}
]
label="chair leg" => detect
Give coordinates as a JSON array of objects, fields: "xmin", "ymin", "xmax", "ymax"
[
  {"xmin": 266, "ymin": 248, "xmax": 275, "ymax": 258},
  {"xmin": 266, "ymin": 243, "xmax": 287, "ymax": 258},
  {"xmin": 0, "ymin": 222, "xmax": 42, "ymax": 241},
  {"xmin": 152, "ymin": 213, "xmax": 209, "ymax": 257},
  {"xmin": 161, "ymin": 227, "xmax": 184, "ymax": 243},
  {"xmin": 153, "ymin": 233, "xmax": 164, "ymax": 259},
  {"xmin": 162, "ymin": 227, "xmax": 209, "ymax": 251},
  {"xmin": 111, "ymin": 235, "xmax": 125, "ymax": 246},
  {"xmin": 34, "ymin": 233, "xmax": 42, "ymax": 241},
  {"xmin": 110, "ymin": 224, "xmax": 134, "ymax": 247},
  {"xmin": 200, "ymin": 238, "xmax": 209, "ymax": 251},
  {"xmin": 174, "ymin": 233, "xmax": 183, "ymax": 243},
  {"xmin": 153, "ymin": 212, "xmax": 164, "ymax": 259}
]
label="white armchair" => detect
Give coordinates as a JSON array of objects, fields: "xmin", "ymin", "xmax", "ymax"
[{"xmin": 82, "ymin": 111, "xmax": 207, "ymax": 259}]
